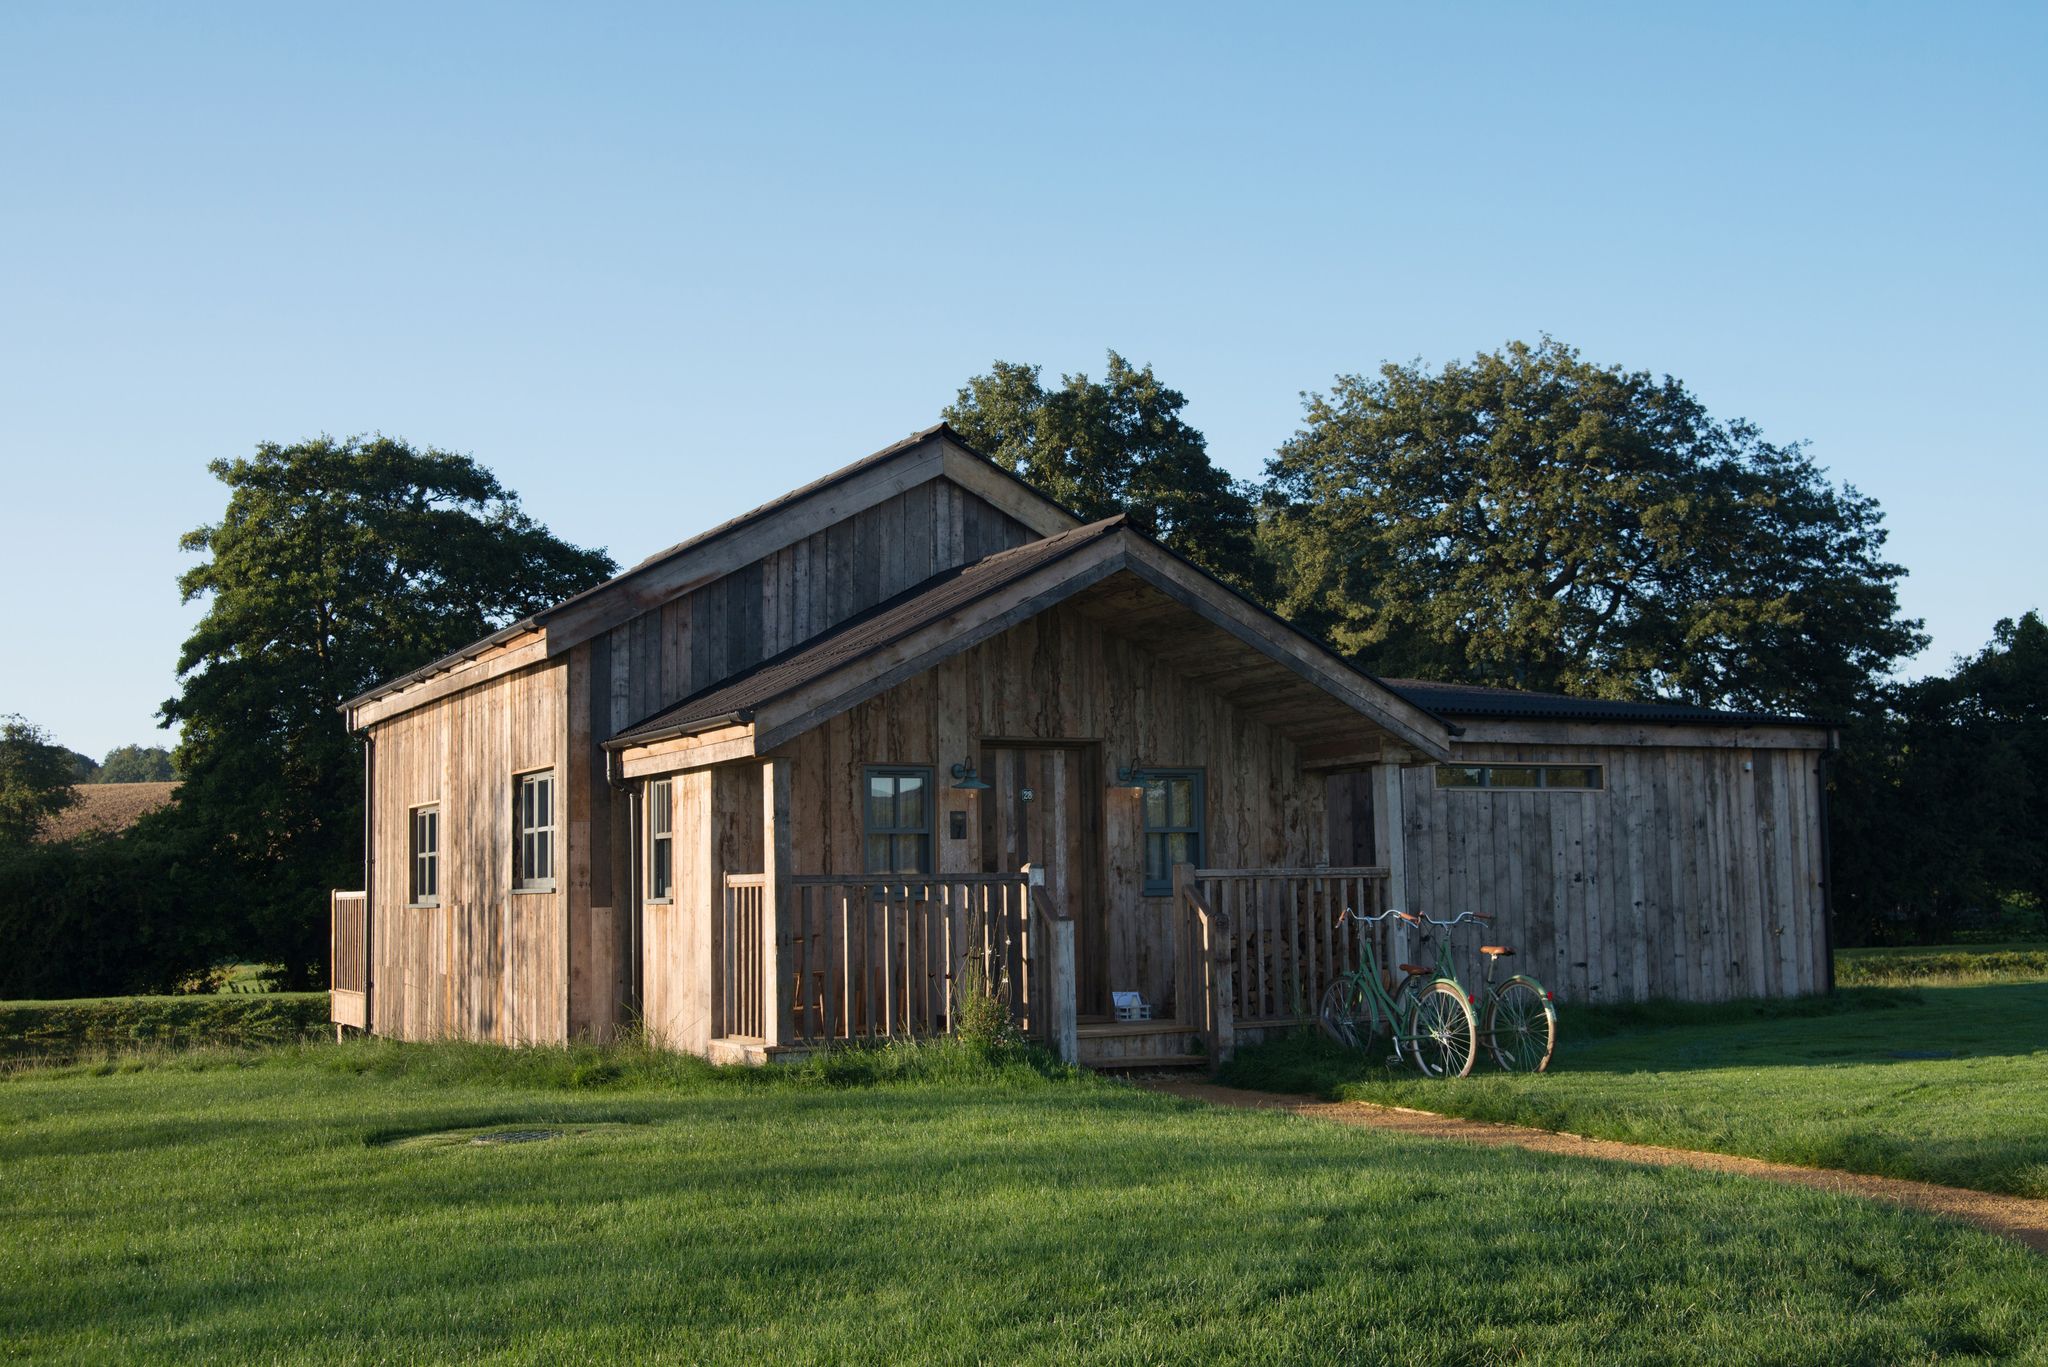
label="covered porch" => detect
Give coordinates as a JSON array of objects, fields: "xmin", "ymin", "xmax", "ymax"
[{"xmin": 702, "ymin": 858, "xmax": 1399, "ymax": 1068}]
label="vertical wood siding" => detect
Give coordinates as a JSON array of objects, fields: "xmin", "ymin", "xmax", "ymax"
[
  {"xmin": 774, "ymin": 602, "xmax": 1328, "ymax": 1017},
  {"xmin": 1395, "ymin": 742, "xmax": 1829, "ymax": 1002},
  {"xmin": 368, "ymin": 660, "xmax": 569, "ymax": 1043}
]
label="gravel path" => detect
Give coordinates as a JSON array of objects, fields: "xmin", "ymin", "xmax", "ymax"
[{"xmin": 1143, "ymin": 1078, "xmax": 2048, "ymax": 1254}]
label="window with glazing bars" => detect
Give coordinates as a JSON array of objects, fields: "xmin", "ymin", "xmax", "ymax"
[
  {"xmin": 1435, "ymin": 764, "xmax": 1604, "ymax": 791},
  {"xmin": 515, "ymin": 771, "xmax": 556, "ymax": 890},
  {"xmin": 409, "ymin": 805, "xmax": 439, "ymax": 906},
  {"xmin": 647, "ymin": 778, "xmax": 673, "ymax": 902},
  {"xmin": 863, "ymin": 767, "xmax": 932, "ymax": 876},
  {"xmin": 1141, "ymin": 770, "xmax": 1204, "ymax": 895}
]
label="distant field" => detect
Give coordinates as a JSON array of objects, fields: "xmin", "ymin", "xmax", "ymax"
[
  {"xmin": 3, "ymin": 1039, "xmax": 2044, "ymax": 1363},
  {"xmin": 33, "ymin": 781, "xmax": 177, "ymax": 843},
  {"xmin": 1222, "ymin": 976, "xmax": 2048, "ymax": 1198}
]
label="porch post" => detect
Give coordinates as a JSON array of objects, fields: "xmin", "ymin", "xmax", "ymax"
[
  {"xmin": 1025, "ymin": 862, "xmax": 1078, "ymax": 1065},
  {"xmin": 1375, "ymin": 755, "xmax": 1411, "ymax": 965},
  {"xmin": 761, "ymin": 758, "xmax": 795, "ymax": 1048}
]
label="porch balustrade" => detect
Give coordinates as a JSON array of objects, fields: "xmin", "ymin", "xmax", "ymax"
[
  {"xmin": 1174, "ymin": 865, "xmax": 1392, "ymax": 1062},
  {"xmin": 719, "ymin": 871, "xmax": 1075, "ymax": 1056},
  {"xmin": 329, "ymin": 889, "xmax": 369, "ymax": 1031}
]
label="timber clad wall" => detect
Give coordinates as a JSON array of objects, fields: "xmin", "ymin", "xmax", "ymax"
[
  {"xmin": 366, "ymin": 473, "xmax": 1038, "ymax": 1044},
  {"xmin": 368, "ymin": 662, "xmax": 568, "ymax": 1043},
  {"xmin": 774, "ymin": 601, "xmax": 1327, "ymax": 1016},
  {"xmin": 1395, "ymin": 741, "xmax": 1830, "ymax": 1002}
]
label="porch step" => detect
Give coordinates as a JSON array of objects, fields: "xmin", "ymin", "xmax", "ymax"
[
  {"xmin": 1087, "ymin": 1053, "xmax": 1210, "ymax": 1072},
  {"xmin": 1077, "ymin": 1025, "xmax": 1205, "ymax": 1070}
]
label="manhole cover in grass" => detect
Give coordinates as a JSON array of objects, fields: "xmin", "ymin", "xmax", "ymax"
[{"xmin": 376, "ymin": 1122, "xmax": 642, "ymax": 1151}]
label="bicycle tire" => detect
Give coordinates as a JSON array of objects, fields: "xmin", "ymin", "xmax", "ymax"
[
  {"xmin": 1317, "ymin": 977, "xmax": 1378, "ymax": 1050},
  {"xmin": 1404, "ymin": 979, "xmax": 1478, "ymax": 1078},
  {"xmin": 1484, "ymin": 976, "xmax": 1556, "ymax": 1073}
]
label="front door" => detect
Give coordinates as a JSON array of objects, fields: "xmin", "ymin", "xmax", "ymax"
[{"xmin": 981, "ymin": 744, "xmax": 1106, "ymax": 1017}]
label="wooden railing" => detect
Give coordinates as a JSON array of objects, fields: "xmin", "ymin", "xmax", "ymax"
[
  {"xmin": 330, "ymin": 889, "xmax": 368, "ymax": 1030},
  {"xmin": 1174, "ymin": 866, "xmax": 1391, "ymax": 1053},
  {"xmin": 721, "ymin": 874, "xmax": 767, "ymax": 1040},
  {"xmin": 717, "ymin": 871, "xmax": 1075, "ymax": 1055}
]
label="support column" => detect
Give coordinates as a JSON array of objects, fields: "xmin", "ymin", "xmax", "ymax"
[
  {"xmin": 761, "ymin": 758, "xmax": 795, "ymax": 1048},
  {"xmin": 1375, "ymin": 755, "xmax": 1412, "ymax": 965}
]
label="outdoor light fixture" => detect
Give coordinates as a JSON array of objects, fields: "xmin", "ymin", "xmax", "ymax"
[
  {"xmin": 1110, "ymin": 764, "xmax": 1147, "ymax": 790},
  {"xmin": 948, "ymin": 761, "xmax": 991, "ymax": 792}
]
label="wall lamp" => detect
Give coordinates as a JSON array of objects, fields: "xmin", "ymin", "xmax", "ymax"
[
  {"xmin": 1110, "ymin": 764, "xmax": 1148, "ymax": 791},
  {"xmin": 949, "ymin": 761, "xmax": 991, "ymax": 792}
]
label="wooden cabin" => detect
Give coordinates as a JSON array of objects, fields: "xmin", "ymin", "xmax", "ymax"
[{"xmin": 330, "ymin": 425, "xmax": 1836, "ymax": 1066}]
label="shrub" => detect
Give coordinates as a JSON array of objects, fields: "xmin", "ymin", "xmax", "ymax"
[{"xmin": 0, "ymin": 993, "xmax": 329, "ymax": 1063}]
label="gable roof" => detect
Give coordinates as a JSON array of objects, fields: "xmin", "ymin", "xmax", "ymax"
[
  {"xmin": 608, "ymin": 517, "xmax": 1457, "ymax": 763},
  {"xmin": 343, "ymin": 424, "xmax": 1082, "ymax": 719},
  {"xmin": 1381, "ymin": 677, "xmax": 1827, "ymax": 729}
]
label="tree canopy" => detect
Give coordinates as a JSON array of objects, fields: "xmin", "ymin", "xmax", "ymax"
[
  {"xmin": 944, "ymin": 352, "xmax": 1266, "ymax": 592},
  {"xmin": 94, "ymin": 745, "xmax": 176, "ymax": 783},
  {"xmin": 160, "ymin": 435, "xmax": 616, "ymax": 983},
  {"xmin": 1832, "ymin": 612, "xmax": 2048, "ymax": 943},
  {"xmin": 1261, "ymin": 339, "xmax": 1926, "ymax": 719},
  {"xmin": 0, "ymin": 715, "xmax": 78, "ymax": 845}
]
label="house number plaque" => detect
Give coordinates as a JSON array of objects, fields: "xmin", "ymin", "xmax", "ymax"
[{"xmin": 1020, "ymin": 787, "xmax": 1035, "ymax": 802}]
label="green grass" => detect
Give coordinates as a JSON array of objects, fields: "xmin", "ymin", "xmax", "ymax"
[
  {"xmin": 1837, "ymin": 942, "xmax": 2048, "ymax": 985},
  {"xmin": 0, "ymin": 992, "xmax": 329, "ymax": 1063},
  {"xmin": 1220, "ymin": 979, "xmax": 2048, "ymax": 1198},
  {"xmin": 2, "ymin": 1039, "xmax": 2044, "ymax": 1364}
]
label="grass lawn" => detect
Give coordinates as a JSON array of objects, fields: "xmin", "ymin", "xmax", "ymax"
[
  {"xmin": 1220, "ymin": 977, "xmax": 2048, "ymax": 1199},
  {"xmin": 4, "ymin": 1042, "xmax": 2046, "ymax": 1363},
  {"xmin": 1836, "ymin": 942, "xmax": 2048, "ymax": 985}
]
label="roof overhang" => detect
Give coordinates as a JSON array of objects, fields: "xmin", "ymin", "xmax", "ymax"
[{"xmin": 606, "ymin": 523, "xmax": 1456, "ymax": 775}]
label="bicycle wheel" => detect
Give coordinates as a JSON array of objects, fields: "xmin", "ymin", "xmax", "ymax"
[
  {"xmin": 1317, "ymin": 977, "xmax": 1377, "ymax": 1050},
  {"xmin": 1404, "ymin": 980, "xmax": 1478, "ymax": 1078},
  {"xmin": 1484, "ymin": 976, "xmax": 1557, "ymax": 1073}
]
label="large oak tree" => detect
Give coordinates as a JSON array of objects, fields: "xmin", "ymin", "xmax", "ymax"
[
  {"xmin": 162, "ymin": 436, "xmax": 615, "ymax": 983},
  {"xmin": 944, "ymin": 352, "xmax": 1266, "ymax": 593},
  {"xmin": 1261, "ymin": 339, "xmax": 1925, "ymax": 718}
]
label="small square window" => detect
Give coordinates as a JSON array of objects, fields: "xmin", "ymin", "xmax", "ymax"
[
  {"xmin": 647, "ymin": 778, "xmax": 673, "ymax": 902},
  {"xmin": 409, "ymin": 805, "xmax": 439, "ymax": 906},
  {"xmin": 862, "ymin": 767, "xmax": 933, "ymax": 877},
  {"xmin": 515, "ymin": 771, "xmax": 556, "ymax": 891},
  {"xmin": 1140, "ymin": 770, "xmax": 1204, "ymax": 896}
]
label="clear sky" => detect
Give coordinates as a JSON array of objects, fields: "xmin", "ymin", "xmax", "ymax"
[{"xmin": 2, "ymin": 2, "xmax": 2042, "ymax": 758}]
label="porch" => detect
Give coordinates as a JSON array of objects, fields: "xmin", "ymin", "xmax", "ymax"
[{"xmin": 706, "ymin": 863, "xmax": 1395, "ymax": 1068}]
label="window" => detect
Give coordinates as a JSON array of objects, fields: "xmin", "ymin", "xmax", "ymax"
[
  {"xmin": 515, "ymin": 770, "xmax": 556, "ymax": 890},
  {"xmin": 863, "ymin": 767, "xmax": 932, "ymax": 876},
  {"xmin": 1141, "ymin": 769, "xmax": 1204, "ymax": 895},
  {"xmin": 647, "ymin": 778, "xmax": 673, "ymax": 902},
  {"xmin": 409, "ymin": 805, "xmax": 439, "ymax": 906},
  {"xmin": 1436, "ymin": 764, "xmax": 1604, "ymax": 791}
]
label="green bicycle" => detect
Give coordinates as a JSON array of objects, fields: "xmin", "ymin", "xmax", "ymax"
[{"xmin": 1315, "ymin": 907, "xmax": 1479, "ymax": 1077}]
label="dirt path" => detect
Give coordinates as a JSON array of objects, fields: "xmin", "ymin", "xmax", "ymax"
[{"xmin": 1142, "ymin": 1079, "xmax": 2048, "ymax": 1254}]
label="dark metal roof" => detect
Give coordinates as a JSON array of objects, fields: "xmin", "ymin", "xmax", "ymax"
[
  {"xmin": 607, "ymin": 516, "xmax": 1129, "ymax": 747},
  {"xmin": 344, "ymin": 423, "xmax": 1081, "ymax": 714},
  {"xmin": 1378, "ymin": 677, "xmax": 1827, "ymax": 728}
]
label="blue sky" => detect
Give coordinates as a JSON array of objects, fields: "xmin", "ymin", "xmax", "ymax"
[{"xmin": 2, "ymin": 2, "xmax": 2042, "ymax": 757}]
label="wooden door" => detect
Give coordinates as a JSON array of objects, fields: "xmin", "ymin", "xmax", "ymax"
[{"xmin": 981, "ymin": 744, "xmax": 1106, "ymax": 1017}]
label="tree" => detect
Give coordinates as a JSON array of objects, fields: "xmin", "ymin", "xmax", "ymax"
[
  {"xmin": 95, "ymin": 745, "xmax": 177, "ymax": 783},
  {"xmin": 68, "ymin": 749, "xmax": 100, "ymax": 783},
  {"xmin": 162, "ymin": 435, "xmax": 616, "ymax": 984},
  {"xmin": 1831, "ymin": 612, "xmax": 2048, "ymax": 943},
  {"xmin": 1261, "ymin": 338, "xmax": 1926, "ymax": 720},
  {"xmin": 0, "ymin": 715, "xmax": 78, "ymax": 845},
  {"xmin": 944, "ymin": 352, "xmax": 1266, "ymax": 593}
]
